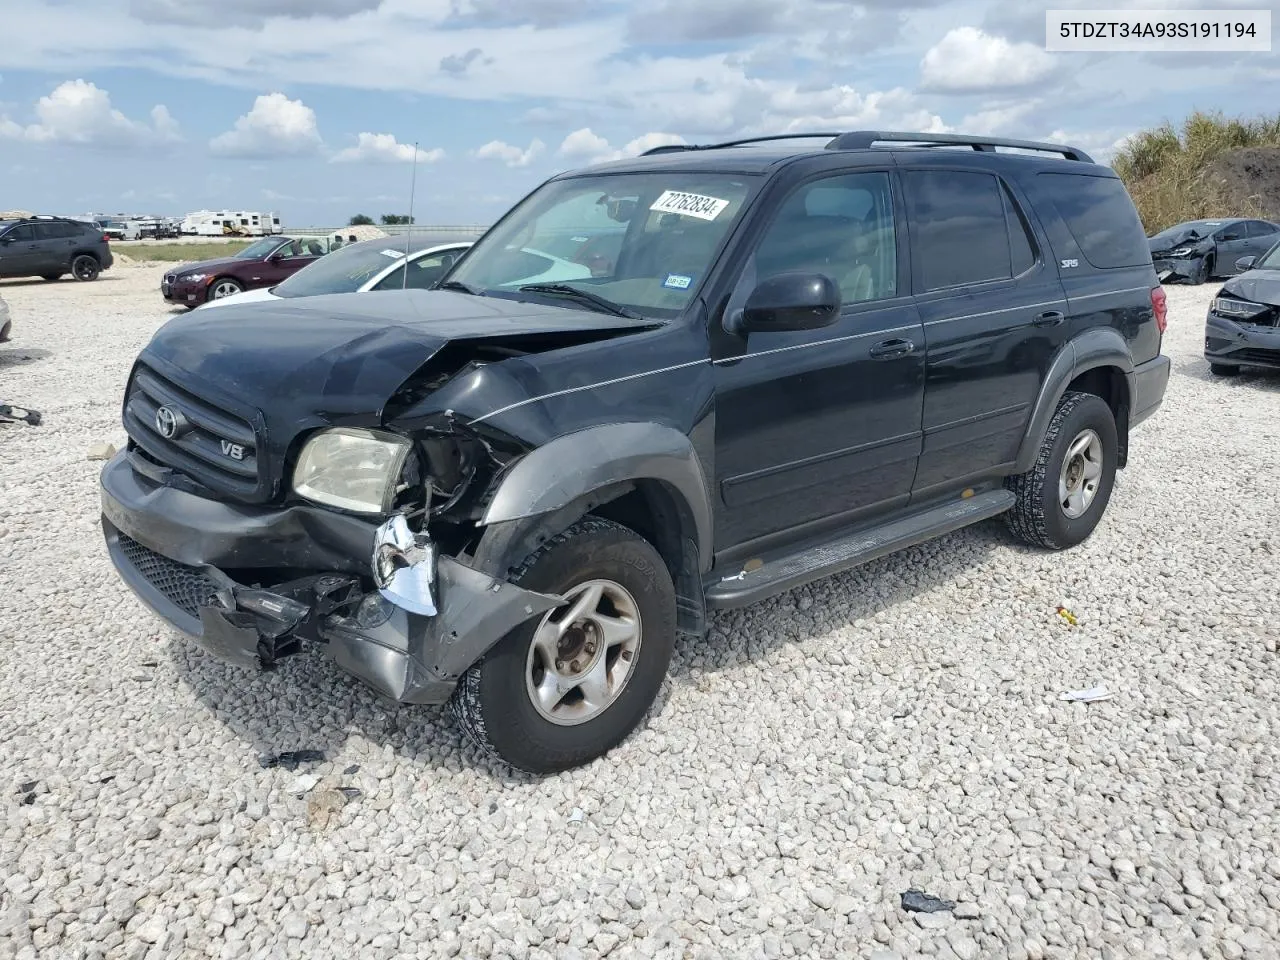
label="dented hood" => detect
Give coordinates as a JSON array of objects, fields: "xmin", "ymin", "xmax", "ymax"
[
  {"xmin": 1220, "ymin": 269, "xmax": 1280, "ymax": 307},
  {"xmin": 142, "ymin": 288, "xmax": 660, "ymax": 421}
]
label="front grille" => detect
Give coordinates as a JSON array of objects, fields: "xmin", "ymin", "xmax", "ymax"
[
  {"xmin": 117, "ymin": 534, "xmax": 220, "ymax": 619},
  {"xmin": 1239, "ymin": 307, "xmax": 1280, "ymax": 329},
  {"xmin": 123, "ymin": 363, "xmax": 262, "ymax": 499},
  {"xmin": 1235, "ymin": 349, "xmax": 1280, "ymax": 367}
]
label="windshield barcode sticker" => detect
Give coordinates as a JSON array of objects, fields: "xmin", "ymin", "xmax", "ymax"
[
  {"xmin": 379, "ymin": 248, "xmax": 404, "ymax": 258},
  {"xmin": 650, "ymin": 190, "xmax": 730, "ymax": 221}
]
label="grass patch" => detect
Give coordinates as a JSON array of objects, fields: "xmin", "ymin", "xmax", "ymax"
[
  {"xmin": 1114, "ymin": 110, "xmax": 1280, "ymax": 233},
  {"xmin": 118, "ymin": 241, "xmax": 253, "ymax": 262}
]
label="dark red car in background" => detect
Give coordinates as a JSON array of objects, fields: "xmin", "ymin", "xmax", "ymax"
[{"xmin": 161, "ymin": 236, "xmax": 332, "ymax": 308}]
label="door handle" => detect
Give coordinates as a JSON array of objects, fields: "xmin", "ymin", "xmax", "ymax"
[
  {"xmin": 1033, "ymin": 310, "xmax": 1065, "ymax": 327},
  {"xmin": 869, "ymin": 338, "xmax": 916, "ymax": 360}
]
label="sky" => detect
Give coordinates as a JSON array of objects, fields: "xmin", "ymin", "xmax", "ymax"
[{"xmin": 0, "ymin": 0, "xmax": 1275, "ymax": 227}]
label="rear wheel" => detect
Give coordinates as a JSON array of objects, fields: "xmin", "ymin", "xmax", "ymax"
[
  {"xmin": 71, "ymin": 255, "xmax": 100, "ymax": 282},
  {"xmin": 1006, "ymin": 391, "xmax": 1118, "ymax": 550},
  {"xmin": 451, "ymin": 517, "xmax": 676, "ymax": 773},
  {"xmin": 208, "ymin": 278, "xmax": 243, "ymax": 300},
  {"xmin": 1209, "ymin": 363, "xmax": 1240, "ymax": 376}
]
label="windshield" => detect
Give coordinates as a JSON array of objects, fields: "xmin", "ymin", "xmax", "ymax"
[
  {"xmin": 1256, "ymin": 241, "xmax": 1280, "ymax": 270},
  {"xmin": 275, "ymin": 242, "xmax": 407, "ymax": 298},
  {"xmin": 446, "ymin": 172, "xmax": 759, "ymax": 318},
  {"xmin": 236, "ymin": 237, "xmax": 288, "ymax": 259}
]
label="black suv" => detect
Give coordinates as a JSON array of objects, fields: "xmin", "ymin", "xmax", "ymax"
[
  {"xmin": 0, "ymin": 216, "xmax": 113, "ymax": 282},
  {"xmin": 99, "ymin": 131, "xmax": 1170, "ymax": 772}
]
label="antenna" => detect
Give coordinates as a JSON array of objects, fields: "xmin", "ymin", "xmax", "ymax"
[{"xmin": 403, "ymin": 140, "xmax": 419, "ymax": 290}]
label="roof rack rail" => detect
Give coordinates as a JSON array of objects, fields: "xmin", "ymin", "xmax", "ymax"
[
  {"xmin": 640, "ymin": 133, "xmax": 844, "ymax": 156},
  {"xmin": 825, "ymin": 131, "xmax": 1094, "ymax": 163},
  {"xmin": 640, "ymin": 130, "xmax": 1094, "ymax": 163}
]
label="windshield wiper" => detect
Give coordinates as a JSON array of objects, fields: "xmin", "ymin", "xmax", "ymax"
[
  {"xmin": 437, "ymin": 279, "xmax": 485, "ymax": 296},
  {"xmin": 517, "ymin": 283, "xmax": 642, "ymax": 319}
]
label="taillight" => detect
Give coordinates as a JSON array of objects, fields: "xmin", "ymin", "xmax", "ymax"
[
  {"xmin": 1151, "ymin": 286, "xmax": 1167, "ymax": 334},
  {"xmin": 100, "ymin": 233, "xmax": 109, "ymax": 243}
]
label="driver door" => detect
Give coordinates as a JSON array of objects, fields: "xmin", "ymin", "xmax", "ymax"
[
  {"xmin": 712, "ymin": 170, "xmax": 925, "ymax": 558},
  {"xmin": 0, "ymin": 224, "xmax": 39, "ymax": 276}
]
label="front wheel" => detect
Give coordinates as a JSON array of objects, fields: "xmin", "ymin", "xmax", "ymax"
[
  {"xmin": 451, "ymin": 517, "xmax": 676, "ymax": 773},
  {"xmin": 71, "ymin": 255, "xmax": 100, "ymax": 282},
  {"xmin": 1006, "ymin": 391, "xmax": 1119, "ymax": 550},
  {"xmin": 207, "ymin": 278, "xmax": 243, "ymax": 300}
]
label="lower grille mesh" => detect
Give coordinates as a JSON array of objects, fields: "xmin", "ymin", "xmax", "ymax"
[{"xmin": 117, "ymin": 534, "xmax": 220, "ymax": 618}]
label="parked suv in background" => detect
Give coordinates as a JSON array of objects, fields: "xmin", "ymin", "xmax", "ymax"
[
  {"xmin": 0, "ymin": 215, "xmax": 113, "ymax": 282},
  {"xmin": 101, "ymin": 131, "xmax": 1169, "ymax": 773}
]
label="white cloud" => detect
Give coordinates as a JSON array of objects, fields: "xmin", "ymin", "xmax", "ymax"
[
  {"xmin": 558, "ymin": 128, "xmax": 686, "ymax": 163},
  {"xmin": 0, "ymin": 79, "xmax": 180, "ymax": 147},
  {"xmin": 475, "ymin": 138, "xmax": 545, "ymax": 167},
  {"xmin": 129, "ymin": 0, "xmax": 383, "ymax": 27},
  {"xmin": 331, "ymin": 132, "xmax": 444, "ymax": 163},
  {"xmin": 919, "ymin": 27, "xmax": 1059, "ymax": 93},
  {"xmin": 209, "ymin": 93, "xmax": 322, "ymax": 158}
]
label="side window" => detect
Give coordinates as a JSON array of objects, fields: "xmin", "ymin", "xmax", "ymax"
[
  {"xmin": 753, "ymin": 172, "xmax": 897, "ymax": 306},
  {"xmin": 405, "ymin": 252, "xmax": 458, "ymax": 289},
  {"xmin": 3, "ymin": 224, "xmax": 36, "ymax": 242},
  {"xmin": 35, "ymin": 223, "xmax": 64, "ymax": 241},
  {"xmin": 1034, "ymin": 173, "xmax": 1151, "ymax": 269},
  {"xmin": 904, "ymin": 170, "xmax": 1011, "ymax": 290},
  {"xmin": 1246, "ymin": 221, "xmax": 1277, "ymax": 238}
]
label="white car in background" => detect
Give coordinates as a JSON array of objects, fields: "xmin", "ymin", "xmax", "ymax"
[{"xmin": 198, "ymin": 237, "xmax": 476, "ymax": 309}]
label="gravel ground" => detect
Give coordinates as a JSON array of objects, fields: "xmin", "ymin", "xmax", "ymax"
[{"xmin": 1, "ymin": 266, "xmax": 1278, "ymax": 960}]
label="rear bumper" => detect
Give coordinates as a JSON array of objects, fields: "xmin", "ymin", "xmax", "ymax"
[
  {"xmin": 100, "ymin": 451, "xmax": 559, "ymax": 704},
  {"xmin": 1205, "ymin": 314, "xmax": 1280, "ymax": 369},
  {"xmin": 1129, "ymin": 354, "xmax": 1171, "ymax": 428}
]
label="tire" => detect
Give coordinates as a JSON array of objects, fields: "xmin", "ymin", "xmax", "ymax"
[
  {"xmin": 41, "ymin": 274, "xmax": 63, "ymax": 282},
  {"xmin": 1189, "ymin": 255, "xmax": 1212, "ymax": 285},
  {"xmin": 1005, "ymin": 391, "xmax": 1118, "ymax": 551},
  {"xmin": 207, "ymin": 278, "xmax": 243, "ymax": 301},
  {"xmin": 71, "ymin": 255, "xmax": 100, "ymax": 282},
  {"xmin": 451, "ymin": 516, "xmax": 677, "ymax": 774},
  {"xmin": 1209, "ymin": 363, "xmax": 1240, "ymax": 376}
]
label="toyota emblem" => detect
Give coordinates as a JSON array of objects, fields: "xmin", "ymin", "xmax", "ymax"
[{"xmin": 154, "ymin": 405, "xmax": 180, "ymax": 439}]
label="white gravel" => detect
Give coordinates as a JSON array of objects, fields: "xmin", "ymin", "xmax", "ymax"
[{"xmin": 2, "ymin": 266, "xmax": 1279, "ymax": 960}]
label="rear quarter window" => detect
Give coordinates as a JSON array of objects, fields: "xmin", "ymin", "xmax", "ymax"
[{"xmin": 1035, "ymin": 173, "xmax": 1149, "ymax": 269}]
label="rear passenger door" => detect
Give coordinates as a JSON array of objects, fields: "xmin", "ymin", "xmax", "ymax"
[
  {"xmin": 1244, "ymin": 221, "xmax": 1280, "ymax": 264},
  {"xmin": 902, "ymin": 165, "xmax": 1068, "ymax": 499},
  {"xmin": 34, "ymin": 222, "xmax": 76, "ymax": 273}
]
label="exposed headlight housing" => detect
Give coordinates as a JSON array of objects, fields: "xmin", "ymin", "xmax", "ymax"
[
  {"xmin": 1170, "ymin": 246, "xmax": 1196, "ymax": 258},
  {"xmin": 1213, "ymin": 296, "xmax": 1267, "ymax": 320},
  {"xmin": 292, "ymin": 427, "xmax": 411, "ymax": 514}
]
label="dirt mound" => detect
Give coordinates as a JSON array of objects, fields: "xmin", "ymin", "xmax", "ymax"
[
  {"xmin": 328, "ymin": 224, "xmax": 388, "ymax": 243},
  {"xmin": 1202, "ymin": 147, "xmax": 1280, "ymax": 220}
]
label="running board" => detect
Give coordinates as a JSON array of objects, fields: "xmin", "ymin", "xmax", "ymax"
[{"xmin": 705, "ymin": 489, "xmax": 1016, "ymax": 609}]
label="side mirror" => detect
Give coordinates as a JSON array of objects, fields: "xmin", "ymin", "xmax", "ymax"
[
  {"xmin": 733, "ymin": 273, "xmax": 841, "ymax": 334},
  {"xmin": 1236, "ymin": 256, "xmax": 1256, "ymax": 272}
]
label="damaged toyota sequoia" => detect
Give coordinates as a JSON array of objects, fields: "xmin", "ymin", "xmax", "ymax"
[{"xmin": 101, "ymin": 131, "xmax": 1171, "ymax": 772}]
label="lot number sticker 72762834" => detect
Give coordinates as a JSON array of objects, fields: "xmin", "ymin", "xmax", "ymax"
[{"xmin": 650, "ymin": 190, "xmax": 730, "ymax": 221}]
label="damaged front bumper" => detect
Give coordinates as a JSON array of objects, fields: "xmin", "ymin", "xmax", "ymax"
[
  {"xmin": 1152, "ymin": 256, "xmax": 1197, "ymax": 283},
  {"xmin": 1205, "ymin": 313, "xmax": 1280, "ymax": 371},
  {"xmin": 100, "ymin": 451, "xmax": 560, "ymax": 704}
]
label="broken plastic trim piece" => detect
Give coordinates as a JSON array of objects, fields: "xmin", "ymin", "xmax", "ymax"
[{"xmin": 372, "ymin": 514, "xmax": 438, "ymax": 616}]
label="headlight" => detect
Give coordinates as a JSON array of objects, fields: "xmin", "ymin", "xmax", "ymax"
[
  {"xmin": 292, "ymin": 427, "xmax": 411, "ymax": 514},
  {"xmin": 181, "ymin": 272, "xmax": 208, "ymax": 282},
  {"xmin": 1170, "ymin": 246, "xmax": 1196, "ymax": 257},
  {"xmin": 1213, "ymin": 296, "xmax": 1267, "ymax": 320}
]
